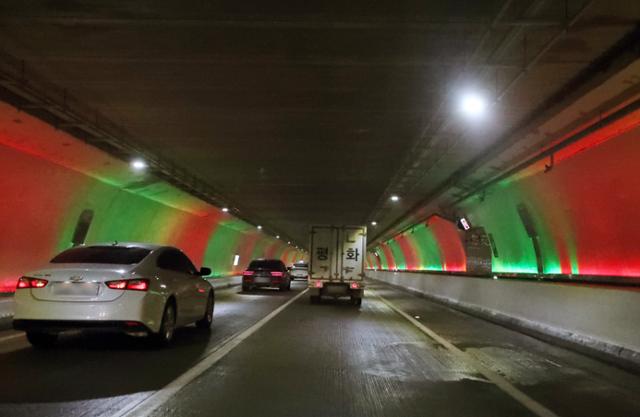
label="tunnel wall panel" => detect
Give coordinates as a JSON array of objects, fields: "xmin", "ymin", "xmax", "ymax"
[
  {"xmin": 0, "ymin": 104, "xmax": 304, "ymax": 292},
  {"xmin": 461, "ymin": 120, "xmax": 640, "ymax": 278},
  {"xmin": 369, "ymin": 216, "xmax": 465, "ymax": 273},
  {"xmin": 370, "ymin": 109, "xmax": 640, "ymax": 280}
]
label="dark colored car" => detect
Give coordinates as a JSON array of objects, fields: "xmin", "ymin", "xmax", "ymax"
[{"xmin": 242, "ymin": 259, "xmax": 291, "ymax": 292}]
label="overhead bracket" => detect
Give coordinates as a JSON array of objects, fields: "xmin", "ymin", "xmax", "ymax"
[{"xmin": 544, "ymin": 153, "xmax": 555, "ymax": 173}]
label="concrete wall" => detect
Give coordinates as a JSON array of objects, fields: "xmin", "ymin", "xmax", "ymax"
[{"xmin": 369, "ymin": 270, "xmax": 640, "ymax": 371}]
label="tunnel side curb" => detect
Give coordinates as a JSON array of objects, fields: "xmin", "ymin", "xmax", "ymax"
[{"xmin": 368, "ymin": 276, "xmax": 640, "ymax": 374}]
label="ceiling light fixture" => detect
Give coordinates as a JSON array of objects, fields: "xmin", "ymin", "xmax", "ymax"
[
  {"xmin": 130, "ymin": 158, "xmax": 148, "ymax": 171},
  {"xmin": 460, "ymin": 92, "xmax": 488, "ymax": 118},
  {"xmin": 390, "ymin": 195, "xmax": 400, "ymax": 202}
]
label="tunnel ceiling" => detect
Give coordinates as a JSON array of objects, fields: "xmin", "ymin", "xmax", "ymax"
[{"xmin": 0, "ymin": 1, "xmax": 638, "ymax": 246}]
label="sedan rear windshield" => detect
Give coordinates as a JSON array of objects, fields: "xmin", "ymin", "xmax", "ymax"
[
  {"xmin": 293, "ymin": 263, "xmax": 308, "ymax": 268},
  {"xmin": 50, "ymin": 246, "xmax": 151, "ymax": 265},
  {"xmin": 248, "ymin": 260, "xmax": 283, "ymax": 270}
]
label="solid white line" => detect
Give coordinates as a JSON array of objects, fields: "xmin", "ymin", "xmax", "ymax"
[
  {"xmin": 115, "ymin": 288, "xmax": 309, "ymax": 417},
  {"xmin": 0, "ymin": 332, "xmax": 24, "ymax": 343},
  {"xmin": 372, "ymin": 290, "xmax": 561, "ymax": 417}
]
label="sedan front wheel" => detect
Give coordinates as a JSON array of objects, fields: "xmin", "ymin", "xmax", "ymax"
[{"xmin": 196, "ymin": 292, "xmax": 214, "ymax": 329}]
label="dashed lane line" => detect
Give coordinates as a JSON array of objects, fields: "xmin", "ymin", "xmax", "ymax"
[
  {"xmin": 112, "ymin": 288, "xmax": 309, "ymax": 417},
  {"xmin": 372, "ymin": 290, "xmax": 561, "ymax": 417}
]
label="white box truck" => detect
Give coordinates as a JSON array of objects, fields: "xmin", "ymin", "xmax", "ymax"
[{"xmin": 308, "ymin": 225, "xmax": 366, "ymax": 306}]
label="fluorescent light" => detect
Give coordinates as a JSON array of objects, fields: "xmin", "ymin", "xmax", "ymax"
[
  {"xmin": 257, "ymin": 225, "xmax": 262, "ymax": 230},
  {"xmin": 390, "ymin": 195, "xmax": 400, "ymax": 202},
  {"xmin": 221, "ymin": 207, "xmax": 229, "ymax": 213},
  {"xmin": 276, "ymin": 235, "xmax": 280, "ymax": 239},
  {"xmin": 371, "ymin": 221, "xmax": 377, "ymax": 226},
  {"xmin": 233, "ymin": 254, "xmax": 240, "ymax": 266}
]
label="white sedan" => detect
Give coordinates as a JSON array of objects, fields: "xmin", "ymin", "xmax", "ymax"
[{"xmin": 13, "ymin": 243, "xmax": 214, "ymax": 347}]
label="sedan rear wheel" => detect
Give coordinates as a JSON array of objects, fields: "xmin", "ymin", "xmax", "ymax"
[
  {"xmin": 26, "ymin": 331, "xmax": 58, "ymax": 348},
  {"xmin": 151, "ymin": 302, "xmax": 176, "ymax": 347},
  {"xmin": 196, "ymin": 292, "xmax": 214, "ymax": 329}
]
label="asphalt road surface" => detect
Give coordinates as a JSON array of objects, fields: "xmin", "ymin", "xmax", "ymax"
[{"xmin": 0, "ymin": 280, "xmax": 638, "ymax": 417}]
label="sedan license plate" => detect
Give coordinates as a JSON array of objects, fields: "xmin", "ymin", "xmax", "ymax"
[
  {"xmin": 52, "ymin": 282, "xmax": 100, "ymax": 296},
  {"xmin": 255, "ymin": 277, "xmax": 271, "ymax": 284}
]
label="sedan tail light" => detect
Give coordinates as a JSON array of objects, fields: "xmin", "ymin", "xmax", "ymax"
[
  {"xmin": 270, "ymin": 271, "xmax": 284, "ymax": 277},
  {"xmin": 106, "ymin": 279, "xmax": 149, "ymax": 291},
  {"xmin": 242, "ymin": 270, "xmax": 254, "ymax": 276},
  {"xmin": 16, "ymin": 277, "xmax": 49, "ymax": 289}
]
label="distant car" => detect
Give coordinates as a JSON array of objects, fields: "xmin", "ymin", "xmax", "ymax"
[
  {"xmin": 242, "ymin": 259, "xmax": 291, "ymax": 292},
  {"xmin": 13, "ymin": 243, "xmax": 214, "ymax": 347},
  {"xmin": 289, "ymin": 261, "xmax": 309, "ymax": 281}
]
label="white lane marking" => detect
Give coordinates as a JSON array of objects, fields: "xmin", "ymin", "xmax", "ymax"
[
  {"xmin": 0, "ymin": 332, "xmax": 24, "ymax": 343},
  {"xmin": 372, "ymin": 290, "xmax": 561, "ymax": 417},
  {"xmin": 114, "ymin": 288, "xmax": 309, "ymax": 417}
]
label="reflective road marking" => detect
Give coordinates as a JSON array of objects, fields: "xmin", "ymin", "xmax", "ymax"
[
  {"xmin": 373, "ymin": 290, "xmax": 561, "ymax": 417},
  {"xmin": 0, "ymin": 332, "xmax": 24, "ymax": 343},
  {"xmin": 114, "ymin": 288, "xmax": 309, "ymax": 417}
]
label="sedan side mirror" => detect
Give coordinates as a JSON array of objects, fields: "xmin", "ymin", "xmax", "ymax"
[{"xmin": 199, "ymin": 267, "xmax": 212, "ymax": 276}]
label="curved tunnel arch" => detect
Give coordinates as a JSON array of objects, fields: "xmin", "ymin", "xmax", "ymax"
[{"xmin": 368, "ymin": 108, "xmax": 640, "ymax": 280}]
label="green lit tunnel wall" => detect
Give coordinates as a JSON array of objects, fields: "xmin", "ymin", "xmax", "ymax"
[
  {"xmin": 369, "ymin": 107, "xmax": 640, "ymax": 279},
  {"xmin": 368, "ymin": 216, "xmax": 465, "ymax": 272},
  {"xmin": 0, "ymin": 102, "xmax": 304, "ymax": 292},
  {"xmin": 460, "ymin": 111, "xmax": 640, "ymax": 278}
]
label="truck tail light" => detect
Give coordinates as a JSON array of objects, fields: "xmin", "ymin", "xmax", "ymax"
[
  {"xmin": 350, "ymin": 281, "xmax": 360, "ymax": 290},
  {"xmin": 270, "ymin": 271, "xmax": 284, "ymax": 277},
  {"xmin": 16, "ymin": 277, "xmax": 49, "ymax": 289},
  {"xmin": 106, "ymin": 279, "xmax": 149, "ymax": 291},
  {"xmin": 243, "ymin": 271, "xmax": 254, "ymax": 276},
  {"xmin": 314, "ymin": 280, "xmax": 323, "ymax": 288}
]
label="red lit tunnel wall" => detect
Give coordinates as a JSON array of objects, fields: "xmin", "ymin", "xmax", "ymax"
[
  {"xmin": 369, "ymin": 107, "xmax": 640, "ymax": 279},
  {"xmin": 0, "ymin": 103, "xmax": 305, "ymax": 292},
  {"xmin": 368, "ymin": 216, "xmax": 465, "ymax": 273}
]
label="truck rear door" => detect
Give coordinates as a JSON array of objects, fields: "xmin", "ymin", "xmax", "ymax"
[
  {"xmin": 310, "ymin": 226, "xmax": 339, "ymax": 280},
  {"xmin": 340, "ymin": 226, "xmax": 366, "ymax": 282}
]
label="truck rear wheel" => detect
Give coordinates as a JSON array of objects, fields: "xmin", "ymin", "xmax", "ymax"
[
  {"xmin": 310, "ymin": 295, "xmax": 320, "ymax": 304},
  {"xmin": 351, "ymin": 296, "xmax": 362, "ymax": 307},
  {"xmin": 26, "ymin": 331, "xmax": 58, "ymax": 348}
]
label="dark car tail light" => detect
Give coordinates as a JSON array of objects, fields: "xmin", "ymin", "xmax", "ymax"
[
  {"xmin": 270, "ymin": 271, "xmax": 284, "ymax": 277},
  {"xmin": 243, "ymin": 270, "xmax": 254, "ymax": 276},
  {"xmin": 16, "ymin": 277, "xmax": 49, "ymax": 289},
  {"xmin": 106, "ymin": 279, "xmax": 149, "ymax": 291}
]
